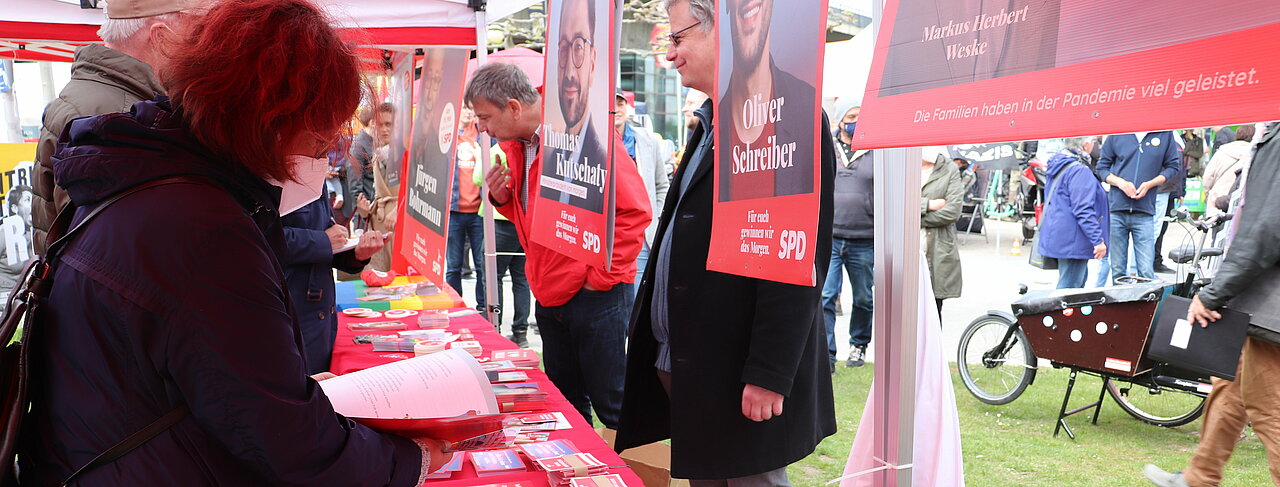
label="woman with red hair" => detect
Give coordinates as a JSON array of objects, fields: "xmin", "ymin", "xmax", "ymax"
[{"xmin": 17, "ymin": 1, "xmax": 445, "ymax": 485}]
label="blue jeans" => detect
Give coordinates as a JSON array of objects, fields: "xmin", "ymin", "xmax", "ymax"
[
  {"xmin": 493, "ymin": 220, "xmax": 529, "ymax": 334},
  {"xmin": 633, "ymin": 242, "xmax": 650, "ymax": 300},
  {"xmin": 821, "ymin": 238, "xmax": 874, "ymax": 363},
  {"xmin": 1057, "ymin": 258, "xmax": 1089, "ymax": 289},
  {"xmin": 446, "ymin": 212, "xmax": 485, "ymax": 309},
  {"xmin": 535, "ymin": 283, "xmax": 633, "ymax": 428},
  {"xmin": 1109, "ymin": 211, "xmax": 1156, "ymax": 282}
]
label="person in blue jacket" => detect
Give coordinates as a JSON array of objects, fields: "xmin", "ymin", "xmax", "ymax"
[
  {"xmin": 1094, "ymin": 131, "xmax": 1182, "ymax": 282},
  {"xmin": 281, "ymin": 196, "xmax": 386, "ymax": 375},
  {"xmin": 1038, "ymin": 137, "xmax": 1109, "ymax": 288}
]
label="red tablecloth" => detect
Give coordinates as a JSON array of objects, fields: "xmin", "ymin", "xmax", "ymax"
[{"xmin": 332, "ymin": 311, "xmax": 643, "ymax": 487}]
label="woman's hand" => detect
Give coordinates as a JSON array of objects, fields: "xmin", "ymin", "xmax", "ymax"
[
  {"xmin": 356, "ymin": 194, "xmax": 372, "ymax": 218},
  {"xmin": 353, "ymin": 231, "xmax": 386, "ymax": 261},
  {"xmin": 325, "ymin": 224, "xmax": 349, "ymax": 252}
]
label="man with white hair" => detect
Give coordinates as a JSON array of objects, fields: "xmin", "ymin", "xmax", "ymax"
[{"xmin": 33, "ymin": 0, "xmax": 201, "ymax": 255}]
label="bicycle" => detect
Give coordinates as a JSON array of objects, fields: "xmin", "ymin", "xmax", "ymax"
[{"xmin": 957, "ymin": 210, "xmax": 1233, "ymax": 436}]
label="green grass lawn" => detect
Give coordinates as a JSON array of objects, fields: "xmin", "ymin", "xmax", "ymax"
[{"xmin": 788, "ymin": 363, "xmax": 1272, "ymax": 486}]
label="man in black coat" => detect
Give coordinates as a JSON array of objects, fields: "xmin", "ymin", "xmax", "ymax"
[{"xmin": 615, "ymin": 0, "xmax": 837, "ymax": 483}]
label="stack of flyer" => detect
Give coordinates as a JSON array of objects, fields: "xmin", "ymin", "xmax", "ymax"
[
  {"xmin": 568, "ymin": 474, "xmax": 630, "ymax": 486},
  {"xmin": 534, "ymin": 453, "xmax": 609, "ymax": 485},
  {"xmin": 493, "ymin": 382, "xmax": 548, "ymax": 412},
  {"xmin": 470, "ymin": 449, "xmax": 526, "ymax": 476},
  {"xmin": 490, "ymin": 349, "xmax": 540, "ymax": 367}
]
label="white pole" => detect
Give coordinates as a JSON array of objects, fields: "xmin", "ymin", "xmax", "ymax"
[
  {"xmin": 476, "ymin": 9, "xmax": 502, "ymax": 329},
  {"xmin": 0, "ymin": 61, "xmax": 22, "ymax": 143},
  {"xmin": 869, "ymin": 1, "xmax": 918, "ymax": 485}
]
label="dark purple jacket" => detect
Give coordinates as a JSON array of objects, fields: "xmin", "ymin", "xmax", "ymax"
[{"xmin": 18, "ymin": 100, "xmax": 422, "ymax": 486}]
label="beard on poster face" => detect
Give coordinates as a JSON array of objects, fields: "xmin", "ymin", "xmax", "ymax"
[
  {"xmin": 556, "ymin": 0, "xmax": 595, "ymax": 134},
  {"xmin": 728, "ymin": 0, "xmax": 772, "ymax": 69}
]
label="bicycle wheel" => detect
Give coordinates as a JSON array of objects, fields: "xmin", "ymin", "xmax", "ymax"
[
  {"xmin": 957, "ymin": 314, "xmax": 1037, "ymax": 405},
  {"xmin": 1105, "ymin": 380, "xmax": 1205, "ymax": 427}
]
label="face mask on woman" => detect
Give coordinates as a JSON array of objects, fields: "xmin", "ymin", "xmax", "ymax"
[{"xmin": 269, "ymin": 155, "xmax": 331, "ymax": 215}]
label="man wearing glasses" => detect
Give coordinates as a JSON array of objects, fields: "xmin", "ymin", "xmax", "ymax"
[
  {"xmin": 615, "ymin": 0, "xmax": 837, "ymax": 484},
  {"xmin": 543, "ymin": 0, "xmax": 607, "ymax": 213}
]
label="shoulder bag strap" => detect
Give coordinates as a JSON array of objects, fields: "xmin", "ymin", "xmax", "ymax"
[
  {"xmin": 1044, "ymin": 161, "xmax": 1079, "ymax": 207},
  {"xmin": 38, "ymin": 176, "xmax": 204, "ymax": 486}
]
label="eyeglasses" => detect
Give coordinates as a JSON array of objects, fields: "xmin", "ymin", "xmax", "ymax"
[
  {"xmin": 558, "ymin": 35, "xmax": 594, "ymax": 69},
  {"xmin": 667, "ymin": 20, "xmax": 702, "ymax": 48}
]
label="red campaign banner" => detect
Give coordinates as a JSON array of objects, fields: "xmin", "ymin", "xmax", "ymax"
[
  {"xmin": 854, "ymin": 0, "xmax": 1280, "ymax": 149},
  {"xmin": 397, "ymin": 48, "xmax": 471, "ymax": 283},
  {"xmin": 531, "ymin": 0, "xmax": 616, "ymax": 269},
  {"xmin": 708, "ymin": 0, "xmax": 828, "ymax": 286}
]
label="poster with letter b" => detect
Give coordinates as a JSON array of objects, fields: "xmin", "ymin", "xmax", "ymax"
[
  {"xmin": 709, "ymin": 0, "xmax": 828, "ymax": 286},
  {"xmin": 397, "ymin": 48, "xmax": 471, "ymax": 284},
  {"xmin": 533, "ymin": 0, "xmax": 616, "ymax": 269}
]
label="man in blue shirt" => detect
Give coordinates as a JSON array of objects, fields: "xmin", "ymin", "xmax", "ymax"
[{"xmin": 1094, "ymin": 132, "xmax": 1182, "ymax": 282}]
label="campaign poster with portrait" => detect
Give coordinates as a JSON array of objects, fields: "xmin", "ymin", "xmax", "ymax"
[
  {"xmin": 533, "ymin": 0, "xmax": 615, "ymax": 268},
  {"xmin": 0, "ymin": 144, "xmax": 33, "ymax": 298},
  {"xmin": 397, "ymin": 48, "xmax": 470, "ymax": 284},
  {"xmin": 708, "ymin": 0, "xmax": 828, "ymax": 286},
  {"xmin": 384, "ymin": 51, "xmax": 416, "ymax": 190},
  {"xmin": 854, "ymin": 0, "xmax": 1280, "ymax": 148}
]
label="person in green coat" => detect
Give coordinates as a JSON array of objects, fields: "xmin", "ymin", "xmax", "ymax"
[{"xmin": 921, "ymin": 147, "xmax": 965, "ymax": 315}]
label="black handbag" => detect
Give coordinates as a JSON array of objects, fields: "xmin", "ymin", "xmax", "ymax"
[{"xmin": 2, "ymin": 177, "xmax": 196, "ymax": 486}]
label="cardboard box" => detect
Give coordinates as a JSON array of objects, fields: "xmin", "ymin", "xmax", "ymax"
[{"xmin": 595, "ymin": 428, "xmax": 690, "ymax": 487}]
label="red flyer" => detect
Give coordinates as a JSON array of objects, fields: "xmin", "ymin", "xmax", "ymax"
[
  {"xmin": 708, "ymin": 0, "xmax": 828, "ymax": 286},
  {"xmin": 853, "ymin": 0, "xmax": 1280, "ymax": 148},
  {"xmin": 397, "ymin": 48, "xmax": 471, "ymax": 283},
  {"xmin": 531, "ymin": 0, "xmax": 617, "ymax": 268}
]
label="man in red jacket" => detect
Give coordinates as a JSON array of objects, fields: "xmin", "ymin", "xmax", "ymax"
[{"xmin": 465, "ymin": 62, "xmax": 652, "ymax": 428}]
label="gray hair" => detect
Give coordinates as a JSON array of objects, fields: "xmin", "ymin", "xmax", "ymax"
[
  {"xmin": 465, "ymin": 62, "xmax": 539, "ymax": 108},
  {"xmin": 663, "ymin": 0, "xmax": 715, "ymax": 33},
  {"xmin": 96, "ymin": 10, "xmax": 182, "ymax": 46},
  {"xmin": 1062, "ymin": 136, "xmax": 1094, "ymax": 152}
]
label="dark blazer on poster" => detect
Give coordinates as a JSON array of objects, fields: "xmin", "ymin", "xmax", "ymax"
[
  {"xmin": 540, "ymin": 119, "xmax": 607, "ymax": 213},
  {"xmin": 616, "ymin": 100, "xmax": 837, "ymax": 480},
  {"xmin": 719, "ymin": 62, "xmax": 815, "ymax": 200}
]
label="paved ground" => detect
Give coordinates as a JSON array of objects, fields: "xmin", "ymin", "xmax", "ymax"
[{"xmin": 456, "ymin": 217, "xmax": 1201, "ymax": 365}]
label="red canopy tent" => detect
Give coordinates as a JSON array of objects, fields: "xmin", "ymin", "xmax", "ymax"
[{"xmin": 0, "ymin": 0, "xmax": 538, "ymax": 62}]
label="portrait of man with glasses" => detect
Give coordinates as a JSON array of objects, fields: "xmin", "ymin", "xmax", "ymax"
[{"xmin": 542, "ymin": 0, "xmax": 608, "ymax": 213}]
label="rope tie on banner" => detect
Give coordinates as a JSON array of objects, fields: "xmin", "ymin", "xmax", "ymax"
[{"xmin": 824, "ymin": 457, "xmax": 914, "ymax": 485}]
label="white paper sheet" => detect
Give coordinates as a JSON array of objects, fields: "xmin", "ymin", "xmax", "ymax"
[{"xmin": 319, "ymin": 348, "xmax": 499, "ymax": 418}]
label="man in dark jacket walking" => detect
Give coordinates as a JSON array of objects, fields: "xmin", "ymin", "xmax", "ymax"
[
  {"xmin": 824, "ymin": 97, "xmax": 874, "ymax": 369},
  {"xmin": 1037, "ymin": 137, "xmax": 1108, "ymax": 288},
  {"xmin": 1094, "ymin": 131, "xmax": 1181, "ymax": 282},
  {"xmin": 1144, "ymin": 124, "xmax": 1280, "ymax": 486},
  {"xmin": 32, "ymin": 0, "xmax": 200, "ymax": 256},
  {"xmin": 615, "ymin": 0, "xmax": 837, "ymax": 483}
]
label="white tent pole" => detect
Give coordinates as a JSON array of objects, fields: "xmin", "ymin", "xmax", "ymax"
[
  {"xmin": 475, "ymin": 8, "xmax": 503, "ymax": 329},
  {"xmin": 869, "ymin": 0, "xmax": 919, "ymax": 485}
]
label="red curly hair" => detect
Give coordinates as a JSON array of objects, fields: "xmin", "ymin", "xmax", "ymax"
[{"xmin": 162, "ymin": 0, "xmax": 362, "ymax": 182}]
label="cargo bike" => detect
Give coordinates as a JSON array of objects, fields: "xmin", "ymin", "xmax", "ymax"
[{"xmin": 956, "ymin": 210, "xmax": 1232, "ymax": 438}]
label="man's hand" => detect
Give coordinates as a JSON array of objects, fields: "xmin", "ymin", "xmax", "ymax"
[
  {"xmin": 325, "ymin": 224, "xmax": 350, "ymax": 252},
  {"xmin": 1093, "ymin": 242, "xmax": 1107, "ymax": 259},
  {"xmin": 1113, "ymin": 178, "xmax": 1138, "ymax": 198},
  {"xmin": 1188, "ymin": 295, "xmax": 1222, "ymax": 328},
  {"xmin": 310, "ymin": 372, "xmax": 337, "ymax": 381},
  {"xmin": 485, "ymin": 165, "xmax": 512, "ymax": 206},
  {"xmin": 353, "ymin": 231, "xmax": 386, "ymax": 261},
  {"xmin": 1134, "ymin": 180, "xmax": 1156, "ymax": 199},
  {"xmin": 741, "ymin": 384, "xmax": 784, "ymax": 422},
  {"xmin": 927, "ymin": 198, "xmax": 947, "ymax": 211}
]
